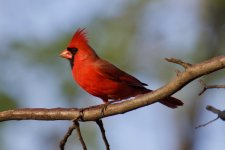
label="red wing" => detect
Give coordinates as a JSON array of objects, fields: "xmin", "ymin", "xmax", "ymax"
[{"xmin": 95, "ymin": 59, "xmax": 148, "ymax": 87}]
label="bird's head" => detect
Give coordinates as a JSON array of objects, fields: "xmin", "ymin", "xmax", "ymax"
[
  {"xmin": 60, "ymin": 28, "xmax": 88, "ymax": 60},
  {"xmin": 60, "ymin": 28, "xmax": 98, "ymax": 68}
]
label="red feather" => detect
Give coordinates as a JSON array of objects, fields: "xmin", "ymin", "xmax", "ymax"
[{"xmin": 68, "ymin": 28, "xmax": 88, "ymax": 48}]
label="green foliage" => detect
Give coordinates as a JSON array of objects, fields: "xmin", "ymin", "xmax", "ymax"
[{"xmin": 0, "ymin": 92, "xmax": 17, "ymax": 111}]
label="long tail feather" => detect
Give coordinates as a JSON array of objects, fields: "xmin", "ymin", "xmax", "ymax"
[
  {"xmin": 140, "ymin": 88, "xmax": 183, "ymax": 109},
  {"xmin": 159, "ymin": 97, "xmax": 183, "ymax": 109}
]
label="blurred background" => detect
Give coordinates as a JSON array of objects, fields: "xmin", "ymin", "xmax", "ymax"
[{"xmin": 0, "ymin": 0, "xmax": 225, "ymax": 150}]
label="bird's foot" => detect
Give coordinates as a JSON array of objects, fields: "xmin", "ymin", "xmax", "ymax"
[
  {"xmin": 101, "ymin": 102, "xmax": 109, "ymax": 117},
  {"xmin": 101, "ymin": 101, "xmax": 116, "ymax": 116}
]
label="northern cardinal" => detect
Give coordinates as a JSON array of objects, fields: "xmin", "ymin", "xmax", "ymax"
[{"xmin": 60, "ymin": 28, "xmax": 183, "ymax": 108}]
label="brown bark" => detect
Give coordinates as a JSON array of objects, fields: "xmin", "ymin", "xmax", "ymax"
[{"xmin": 0, "ymin": 55, "xmax": 225, "ymax": 122}]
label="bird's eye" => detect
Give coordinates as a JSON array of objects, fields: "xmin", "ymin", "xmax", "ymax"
[{"xmin": 67, "ymin": 47, "xmax": 78, "ymax": 55}]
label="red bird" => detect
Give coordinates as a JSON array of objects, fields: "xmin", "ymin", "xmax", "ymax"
[{"xmin": 60, "ymin": 28, "xmax": 183, "ymax": 108}]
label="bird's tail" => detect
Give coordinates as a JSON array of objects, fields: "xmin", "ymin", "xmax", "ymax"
[
  {"xmin": 159, "ymin": 97, "xmax": 183, "ymax": 109},
  {"xmin": 141, "ymin": 89, "xmax": 183, "ymax": 109}
]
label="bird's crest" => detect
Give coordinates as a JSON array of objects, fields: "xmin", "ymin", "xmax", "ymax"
[{"xmin": 69, "ymin": 28, "xmax": 88, "ymax": 47}]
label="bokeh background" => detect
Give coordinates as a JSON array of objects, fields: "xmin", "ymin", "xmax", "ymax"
[{"xmin": 1, "ymin": 0, "xmax": 225, "ymax": 150}]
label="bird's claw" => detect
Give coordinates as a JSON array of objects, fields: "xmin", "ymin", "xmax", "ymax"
[
  {"xmin": 101, "ymin": 102, "xmax": 109, "ymax": 116},
  {"xmin": 101, "ymin": 101, "xmax": 116, "ymax": 116}
]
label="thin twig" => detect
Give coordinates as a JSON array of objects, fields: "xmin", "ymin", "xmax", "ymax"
[
  {"xmin": 198, "ymin": 80, "xmax": 225, "ymax": 95},
  {"xmin": 206, "ymin": 105, "xmax": 221, "ymax": 114},
  {"xmin": 165, "ymin": 58, "xmax": 192, "ymax": 69},
  {"xmin": 198, "ymin": 80, "xmax": 207, "ymax": 95},
  {"xmin": 195, "ymin": 116, "xmax": 219, "ymax": 129},
  {"xmin": 59, "ymin": 122, "xmax": 77, "ymax": 150},
  {"xmin": 207, "ymin": 105, "xmax": 225, "ymax": 121},
  {"xmin": 59, "ymin": 120, "xmax": 87, "ymax": 150},
  {"xmin": 74, "ymin": 121, "xmax": 87, "ymax": 150},
  {"xmin": 96, "ymin": 120, "xmax": 110, "ymax": 150},
  {"xmin": 196, "ymin": 105, "xmax": 225, "ymax": 129}
]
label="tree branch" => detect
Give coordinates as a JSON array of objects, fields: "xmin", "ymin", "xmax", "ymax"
[
  {"xmin": 195, "ymin": 105, "xmax": 225, "ymax": 129},
  {"xmin": 59, "ymin": 120, "xmax": 87, "ymax": 150},
  {"xmin": 195, "ymin": 116, "xmax": 219, "ymax": 129},
  {"xmin": 59, "ymin": 121, "xmax": 77, "ymax": 150},
  {"xmin": 74, "ymin": 121, "xmax": 87, "ymax": 150},
  {"xmin": 198, "ymin": 79, "xmax": 225, "ymax": 95},
  {"xmin": 165, "ymin": 58, "xmax": 192, "ymax": 69},
  {"xmin": 1, "ymin": 55, "xmax": 225, "ymax": 122},
  {"xmin": 96, "ymin": 120, "xmax": 110, "ymax": 150}
]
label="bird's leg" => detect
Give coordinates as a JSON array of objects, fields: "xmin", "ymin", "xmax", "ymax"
[
  {"xmin": 101, "ymin": 100, "xmax": 119, "ymax": 116},
  {"xmin": 101, "ymin": 102, "xmax": 108, "ymax": 117},
  {"xmin": 100, "ymin": 99, "xmax": 111, "ymax": 116}
]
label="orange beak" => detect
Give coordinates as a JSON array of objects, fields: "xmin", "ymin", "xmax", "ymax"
[{"xmin": 59, "ymin": 49, "xmax": 72, "ymax": 59}]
